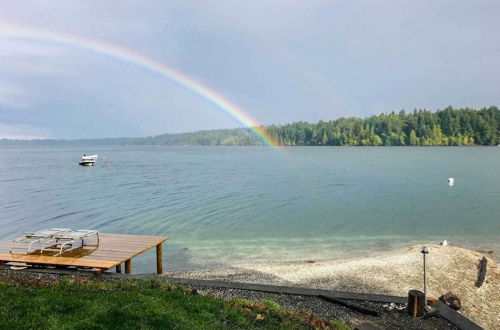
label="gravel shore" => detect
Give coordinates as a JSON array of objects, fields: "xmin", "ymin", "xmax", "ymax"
[
  {"xmin": 168, "ymin": 244, "xmax": 499, "ymax": 330},
  {"xmin": 181, "ymin": 284, "xmax": 460, "ymax": 330}
]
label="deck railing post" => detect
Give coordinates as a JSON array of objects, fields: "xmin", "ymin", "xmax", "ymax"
[
  {"xmin": 125, "ymin": 259, "xmax": 132, "ymax": 274},
  {"xmin": 116, "ymin": 264, "xmax": 122, "ymax": 273},
  {"xmin": 156, "ymin": 243, "xmax": 163, "ymax": 274}
]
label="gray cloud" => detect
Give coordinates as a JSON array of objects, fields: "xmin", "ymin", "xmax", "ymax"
[
  {"xmin": 0, "ymin": 0, "xmax": 499, "ymax": 139},
  {"xmin": 0, "ymin": 123, "xmax": 52, "ymax": 139}
]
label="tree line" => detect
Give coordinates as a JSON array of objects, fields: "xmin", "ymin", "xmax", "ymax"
[
  {"xmin": 2, "ymin": 106, "xmax": 498, "ymax": 146},
  {"xmin": 264, "ymin": 106, "xmax": 499, "ymax": 146}
]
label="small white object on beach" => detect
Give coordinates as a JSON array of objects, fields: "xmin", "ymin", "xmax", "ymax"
[
  {"xmin": 448, "ymin": 178, "xmax": 454, "ymax": 186},
  {"xmin": 440, "ymin": 240, "xmax": 448, "ymax": 246}
]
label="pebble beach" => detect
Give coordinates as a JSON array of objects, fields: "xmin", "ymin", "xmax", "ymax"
[{"xmin": 170, "ymin": 244, "xmax": 499, "ymax": 330}]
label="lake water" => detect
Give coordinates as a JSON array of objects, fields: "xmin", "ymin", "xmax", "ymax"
[{"xmin": 1, "ymin": 146, "xmax": 499, "ymax": 273}]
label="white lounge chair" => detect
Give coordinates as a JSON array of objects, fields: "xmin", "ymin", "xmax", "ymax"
[
  {"xmin": 49, "ymin": 230, "xmax": 100, "ymax": 256},
  {"xmin": 9, "ymin": 228, "xmax": 72, "ymax": 254}
]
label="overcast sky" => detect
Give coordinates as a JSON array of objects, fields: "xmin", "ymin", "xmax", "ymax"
[{"xmin": 0, "ymin": 1, "xmax": 499, "ymax": 139}]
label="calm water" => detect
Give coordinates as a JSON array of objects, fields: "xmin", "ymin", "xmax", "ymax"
[{"xmin": 1, "ymin": 146, "xmax": 499, "ymax": 273}]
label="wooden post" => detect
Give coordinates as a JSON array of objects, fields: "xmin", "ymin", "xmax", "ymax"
[
  {"xmin": 475, "ymin": 256, "xmax": 487, "ymax": 288},
  {"xmin": 407, "ymin": 290, "xmax": 425, "ymax": 317},
  {"xmin": 156, "ymin": 243, "xmax": 163, "ymax": 274},
  {"xmin": 116, "ymin": 264, "xmax": 122, "ymax": 273},
  {"xmin": 125, "ymin": 259, "xmax": 132, "ymax": 274}
]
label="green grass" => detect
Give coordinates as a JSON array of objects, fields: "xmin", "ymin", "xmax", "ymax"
[
  {"xmin": 0, "ymin": 278, "xmax": 351, "ymax": 330},
  {"xmin": 260, "ymin": 299, "xmax": 282, "ymax": 313},
  {"xmin": 329, "ymin": 320, "xmax": 353, "ymax": 330}
]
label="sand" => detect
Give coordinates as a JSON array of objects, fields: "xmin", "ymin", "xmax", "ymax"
[{"xmin": 170, "ymin": 244, "xmax": 500, "ymax": 330}]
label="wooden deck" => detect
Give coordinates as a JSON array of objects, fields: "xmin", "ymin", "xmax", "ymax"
[{"xmin": 0, "ymin": 233, "xmax": 169, "ymax": 275}]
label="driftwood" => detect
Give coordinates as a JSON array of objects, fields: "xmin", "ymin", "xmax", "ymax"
[
  {"xmin": 475, "ymin": 256, "xmax": 488, "ymax": 288},
  {"xmin": 319, "ymin": 295, "xmax": 380, "ymax": 316},
  {"xmin": 476, "ymin": 249, "xmax": 493, "ymax": 254}
]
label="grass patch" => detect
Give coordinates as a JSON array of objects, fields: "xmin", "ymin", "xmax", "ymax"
[
  {"xmin": 329, "ymin": 320, "xmax": 353, "ymax": 330},
  {"xmin": 260, "ymin": 299, "xmax": 282, "ymax": 313},
  {"xmin": 0, "ymin": 278, "xmax": 350, "ymax": 329}
]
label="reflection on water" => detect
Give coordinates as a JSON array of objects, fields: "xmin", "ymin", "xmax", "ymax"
[{"xmin": 1, "ymin": 146, "xmax": 499, "ymax": 272}]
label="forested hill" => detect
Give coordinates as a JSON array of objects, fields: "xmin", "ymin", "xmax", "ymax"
[
  {"xmin": 265, "ymin": 106, "xmax": 500, "ymax": 146},
  {"xmin": 2, "ymin": 106, "xmax": 499, "ymax": 146}
]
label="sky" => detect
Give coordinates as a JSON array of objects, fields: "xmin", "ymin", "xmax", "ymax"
[{"xmin": 0, "ymin": 1, "xmax": 499, "ymax": 139}]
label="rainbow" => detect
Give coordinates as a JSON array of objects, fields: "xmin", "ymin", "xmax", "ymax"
[{"xmin": 0, "ymin": 23, "xmax": 281, "ymax": 146}]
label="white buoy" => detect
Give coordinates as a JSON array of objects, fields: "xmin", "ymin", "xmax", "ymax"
[
  {"xmin": 440, "ymin": 240, "xmax": 448, "ymax": 246},
  {"xmin": 448, "ymin": 178, "xmax": 454, "ymax": 186}
]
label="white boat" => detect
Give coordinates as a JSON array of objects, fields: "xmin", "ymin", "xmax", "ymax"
[{"xmin": 79, "ymin": 154, "xmax": 97, "ymax": 166}]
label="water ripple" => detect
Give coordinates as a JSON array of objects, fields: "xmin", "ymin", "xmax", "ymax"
[{"xmin": 1, "ymin": 146, "xmax": 500, "ymax": 271}]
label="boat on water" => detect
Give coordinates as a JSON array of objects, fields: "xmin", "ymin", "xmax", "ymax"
[{"xmin": 79, "ymin": 154, "xmax": 98, "ymax": 166}]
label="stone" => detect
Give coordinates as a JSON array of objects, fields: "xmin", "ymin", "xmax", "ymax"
[
  {"xmin": 439, "ymin": 292, "xmax": 461, "ymax": 311},
  {"xmin": 427, "ymin": 297, "xmax": 438, "ymax": 306}
]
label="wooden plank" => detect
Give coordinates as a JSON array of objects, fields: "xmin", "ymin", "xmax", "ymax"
[
  {"xmin": 0, "ymin": 250, "xmax": 134, "ymax": 261},
  {"xmin": 98, "ymin": 235, "xmax": 169, "ymax": 243},
  {"xmin": 99, "ymin": 233, "xmax": 168, "ymax": 239},
  {"xmin": 99, "ymin": 240, "xmax": 169, "ymax": 246},
  {"xmin": 97, "ymin": 237, "xmax": 167, "ymax": 243},
  {"xmin": 0, "ymin": 246, "xmax": 148, "ymax": 254},
  {"xmin": 84, "ymin": 246, "xmax": 154, "ymax": 251},
  {"xmin": 95, "ymin": 243, "xmax": 163, "ymax": 249},
  {"xmin": 0, "ymin": 253, "xmax": 117, "ymax": 269},
  {"xmin": 94, "ymin": 243, "xmax": 170, "ymax": 262},
  {"xmin": 97, "ymin": 238, "xmax": 168, "ymax": 243},
  {"xmin": 437, "ymin": 302, "xmax": 483, "ymax": 330},
  {"xmin": 156, "ymin": 243, "xmax": 163, "ymax": 274},
  {"xmin": 94, "ymin": 242, "xmax": 169, "ymax": 250},
  {"xmin": 98, "ymin": 241, "xmax": 164, "ymax": 246},
  {"xmin": 169, "ymin": 278, "xmax": 408, "ymax": 304},
  {"xmin": 319, "ymin": 295, "xmax": 380, "ymax": 316},
  {"xmin": 86, "ymin": 243, "xmax": 169, "ymax": 252}
]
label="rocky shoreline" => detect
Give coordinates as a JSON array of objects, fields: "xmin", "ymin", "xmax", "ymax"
[
  {"xmin": 178, "ymin": 282, "xmax": 460, "ymax": 330},
  {"xmin": 168, "ymin": 244, "xmax": 499, "ymax": 330}
]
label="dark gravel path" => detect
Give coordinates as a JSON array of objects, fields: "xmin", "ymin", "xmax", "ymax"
[{"xmin": 182, "ymin": 284, "xmax": 460, "ymax": 330}]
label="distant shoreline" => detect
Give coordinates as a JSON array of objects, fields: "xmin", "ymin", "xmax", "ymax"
[
  {"xmin": 0, "ymin": 142, "xmax": 497, "ymax": 147},
  {"xmin": 2, "ymin": 106, "xmax": 499, "ymax": 147}
]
